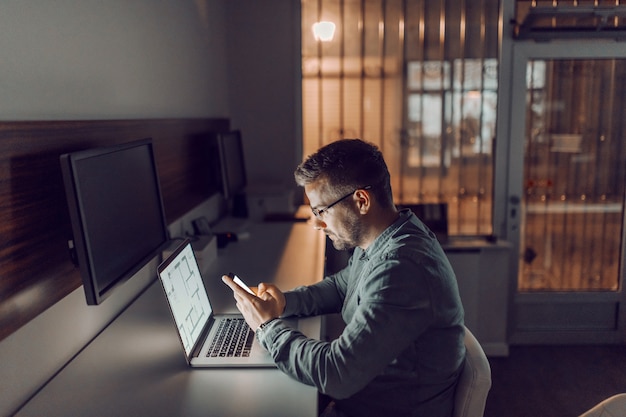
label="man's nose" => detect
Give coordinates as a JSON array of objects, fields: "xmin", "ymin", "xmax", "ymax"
[{"xmin": 309, "ymin": 216, "xmax": 327, "ymax": 230}]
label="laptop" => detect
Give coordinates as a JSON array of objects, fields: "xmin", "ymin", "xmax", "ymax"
[{"xmin": 157, "ymin": 238, "xmax": 277, "ymax": 368}]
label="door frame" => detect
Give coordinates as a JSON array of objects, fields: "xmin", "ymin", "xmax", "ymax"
[{"xmin": 500, "ymin": 40, "xmax": 626, "ymax": 345}]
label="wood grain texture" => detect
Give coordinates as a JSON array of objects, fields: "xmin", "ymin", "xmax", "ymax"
[{"xmin": 0, "ymin": 118, "xmax": 229, "ymax": 341}]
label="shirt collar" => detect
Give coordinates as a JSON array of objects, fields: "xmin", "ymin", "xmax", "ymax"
[{"xmin": 359, "ymin": 209, "xmax": 412, "ymax": 260}]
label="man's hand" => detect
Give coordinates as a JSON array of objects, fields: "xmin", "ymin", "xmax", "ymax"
[{"xmin": 221, "ymin": 275, "xmax": 286, "ymax": 330}]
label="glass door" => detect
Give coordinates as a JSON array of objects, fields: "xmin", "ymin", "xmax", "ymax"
[{"xmin": 506, "ymin": 41, "xmax": 626, "ymax": 344}]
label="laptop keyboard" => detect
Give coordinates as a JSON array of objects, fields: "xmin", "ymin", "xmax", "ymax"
[{"xmin": 207, "ymin": 318, "xmax": 254, "ymax": 358}]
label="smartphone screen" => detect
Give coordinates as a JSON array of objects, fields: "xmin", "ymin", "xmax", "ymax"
[{"xmin": 227, "ymin": 272, "xmax": 255, "ymax": 295}]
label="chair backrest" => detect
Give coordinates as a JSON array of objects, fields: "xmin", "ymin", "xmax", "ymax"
[
  {"xmin": 578, "ymin": 393, "xmax": 626, "ymax": 417},
  {"xmin": 453, "ymin": 327, "xmax": 492, "ymax": 417}
]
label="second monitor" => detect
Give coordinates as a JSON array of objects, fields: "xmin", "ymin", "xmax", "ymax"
[{"xmin": 215, "ymin": 130, "xmax": 248, "ymax": 218}]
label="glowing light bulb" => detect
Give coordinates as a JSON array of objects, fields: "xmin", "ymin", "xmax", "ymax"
[{"xmin": 312, "ymin": 21, "xmax": 336, "ymax": 42}]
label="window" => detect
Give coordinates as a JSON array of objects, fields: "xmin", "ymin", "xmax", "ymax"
[{"xmin": 302, "ymin": 0, "xmax": 500, "ymax": 236}]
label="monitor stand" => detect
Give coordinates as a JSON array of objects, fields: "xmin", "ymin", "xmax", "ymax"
[{"xmin": 232, "ymin": 192, "xmax": 248, "ymax": 218}]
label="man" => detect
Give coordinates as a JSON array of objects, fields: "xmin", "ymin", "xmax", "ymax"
[{"xmin": 222, "ymin": 139, "xmax": 465, "ymax": 417}]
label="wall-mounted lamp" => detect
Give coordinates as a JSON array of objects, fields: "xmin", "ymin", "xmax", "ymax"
[{"xmin": 312, "ymin": 21, "xmax": 336, "ymax": 42}]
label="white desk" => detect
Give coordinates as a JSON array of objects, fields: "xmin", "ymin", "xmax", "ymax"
[{"xmin": 17, "ymin": 222, "xmax": 325, "ymax": 417}]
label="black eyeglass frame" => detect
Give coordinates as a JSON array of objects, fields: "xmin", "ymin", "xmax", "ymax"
[{"xmin": 311, "ymin": 185, "xmax": 372, "ymax": 219}]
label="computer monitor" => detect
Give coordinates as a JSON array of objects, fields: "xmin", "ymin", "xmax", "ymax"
[
  {"xmin": 60, "ymin": 139, "xmax": 170, "ymax": 305},
  {"xmin": 215, "ymin": 130, "xmax": 248, "ymax": 218},
  {"xmin": 216, "ymin": 130, "xmax": 247, "ymax": 200},
  {"xmin": 398, "ymin": 202, "xmax": 449, "ymax": 244}
]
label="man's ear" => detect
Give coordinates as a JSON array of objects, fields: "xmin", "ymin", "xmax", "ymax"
[{"xmin": 354, "ymin": 188, "xmax": 371, "ymax": 214}]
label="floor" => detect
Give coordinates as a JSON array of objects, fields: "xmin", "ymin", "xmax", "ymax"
[{"xmin": 484, "ymin": 344, "xmax": 626, "ymax": 417}]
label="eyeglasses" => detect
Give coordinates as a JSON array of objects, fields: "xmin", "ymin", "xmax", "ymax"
[{"xmin": 311, "ymin": 185, "xmax": 372, "ymax": 219}]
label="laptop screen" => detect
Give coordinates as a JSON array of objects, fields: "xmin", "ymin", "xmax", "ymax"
[{"xmin": 158, "ymin": 240, "xmax": 213, "ymax": 356}]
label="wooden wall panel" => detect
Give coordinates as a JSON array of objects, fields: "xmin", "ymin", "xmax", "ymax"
[{"xmin": 0, "ymin": 118, "xmax": 229, "ymax": 341}]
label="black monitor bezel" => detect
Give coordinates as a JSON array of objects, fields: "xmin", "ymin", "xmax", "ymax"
[
  {"xmin": 216, "ymin": 130, "xmax": 247, "ymax": 200},
  {"xmin": 60, "ymin": 138, "xmax": 170, "ymax": 305}
]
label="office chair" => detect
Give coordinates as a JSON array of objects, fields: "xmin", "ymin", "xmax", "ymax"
[
  {"xmin": 453, "ymin": 327, "xmax": 492, "ymax": 417},
  {"xmin": 578, "ymin": 393, "xmax": 626, "ymax": 417}
]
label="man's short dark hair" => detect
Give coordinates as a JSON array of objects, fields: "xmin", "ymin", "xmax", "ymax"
[{"xmin": 294, "ymin": 139, "xmax": 394, "ymax": 208}]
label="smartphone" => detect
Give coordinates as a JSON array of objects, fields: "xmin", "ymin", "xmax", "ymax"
[{"xmin": 227, "ymin": 272, "xmax": 255, "ymax": 295}]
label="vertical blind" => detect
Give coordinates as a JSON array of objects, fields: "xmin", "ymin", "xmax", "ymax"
[{"xmin": 301, "ymin": 0, "xmax": 500, "ymax": 235}]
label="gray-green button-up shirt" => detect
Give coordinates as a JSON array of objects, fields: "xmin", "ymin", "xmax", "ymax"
[{"xmin": 256, "ymin": 209, "xmax": 465, "ymax": 417}]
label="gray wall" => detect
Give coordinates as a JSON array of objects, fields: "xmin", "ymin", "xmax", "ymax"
[
  {"xmin": 224, "ymin": 0, "xmax": 303, "ymax": 190},
  {"xmin": 0, "ymin": 0, "xmax": 229, "ymax": 120},
  {"xmin": 0, "ymin": 1, "xmax": 301, "ymax": 414}
]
